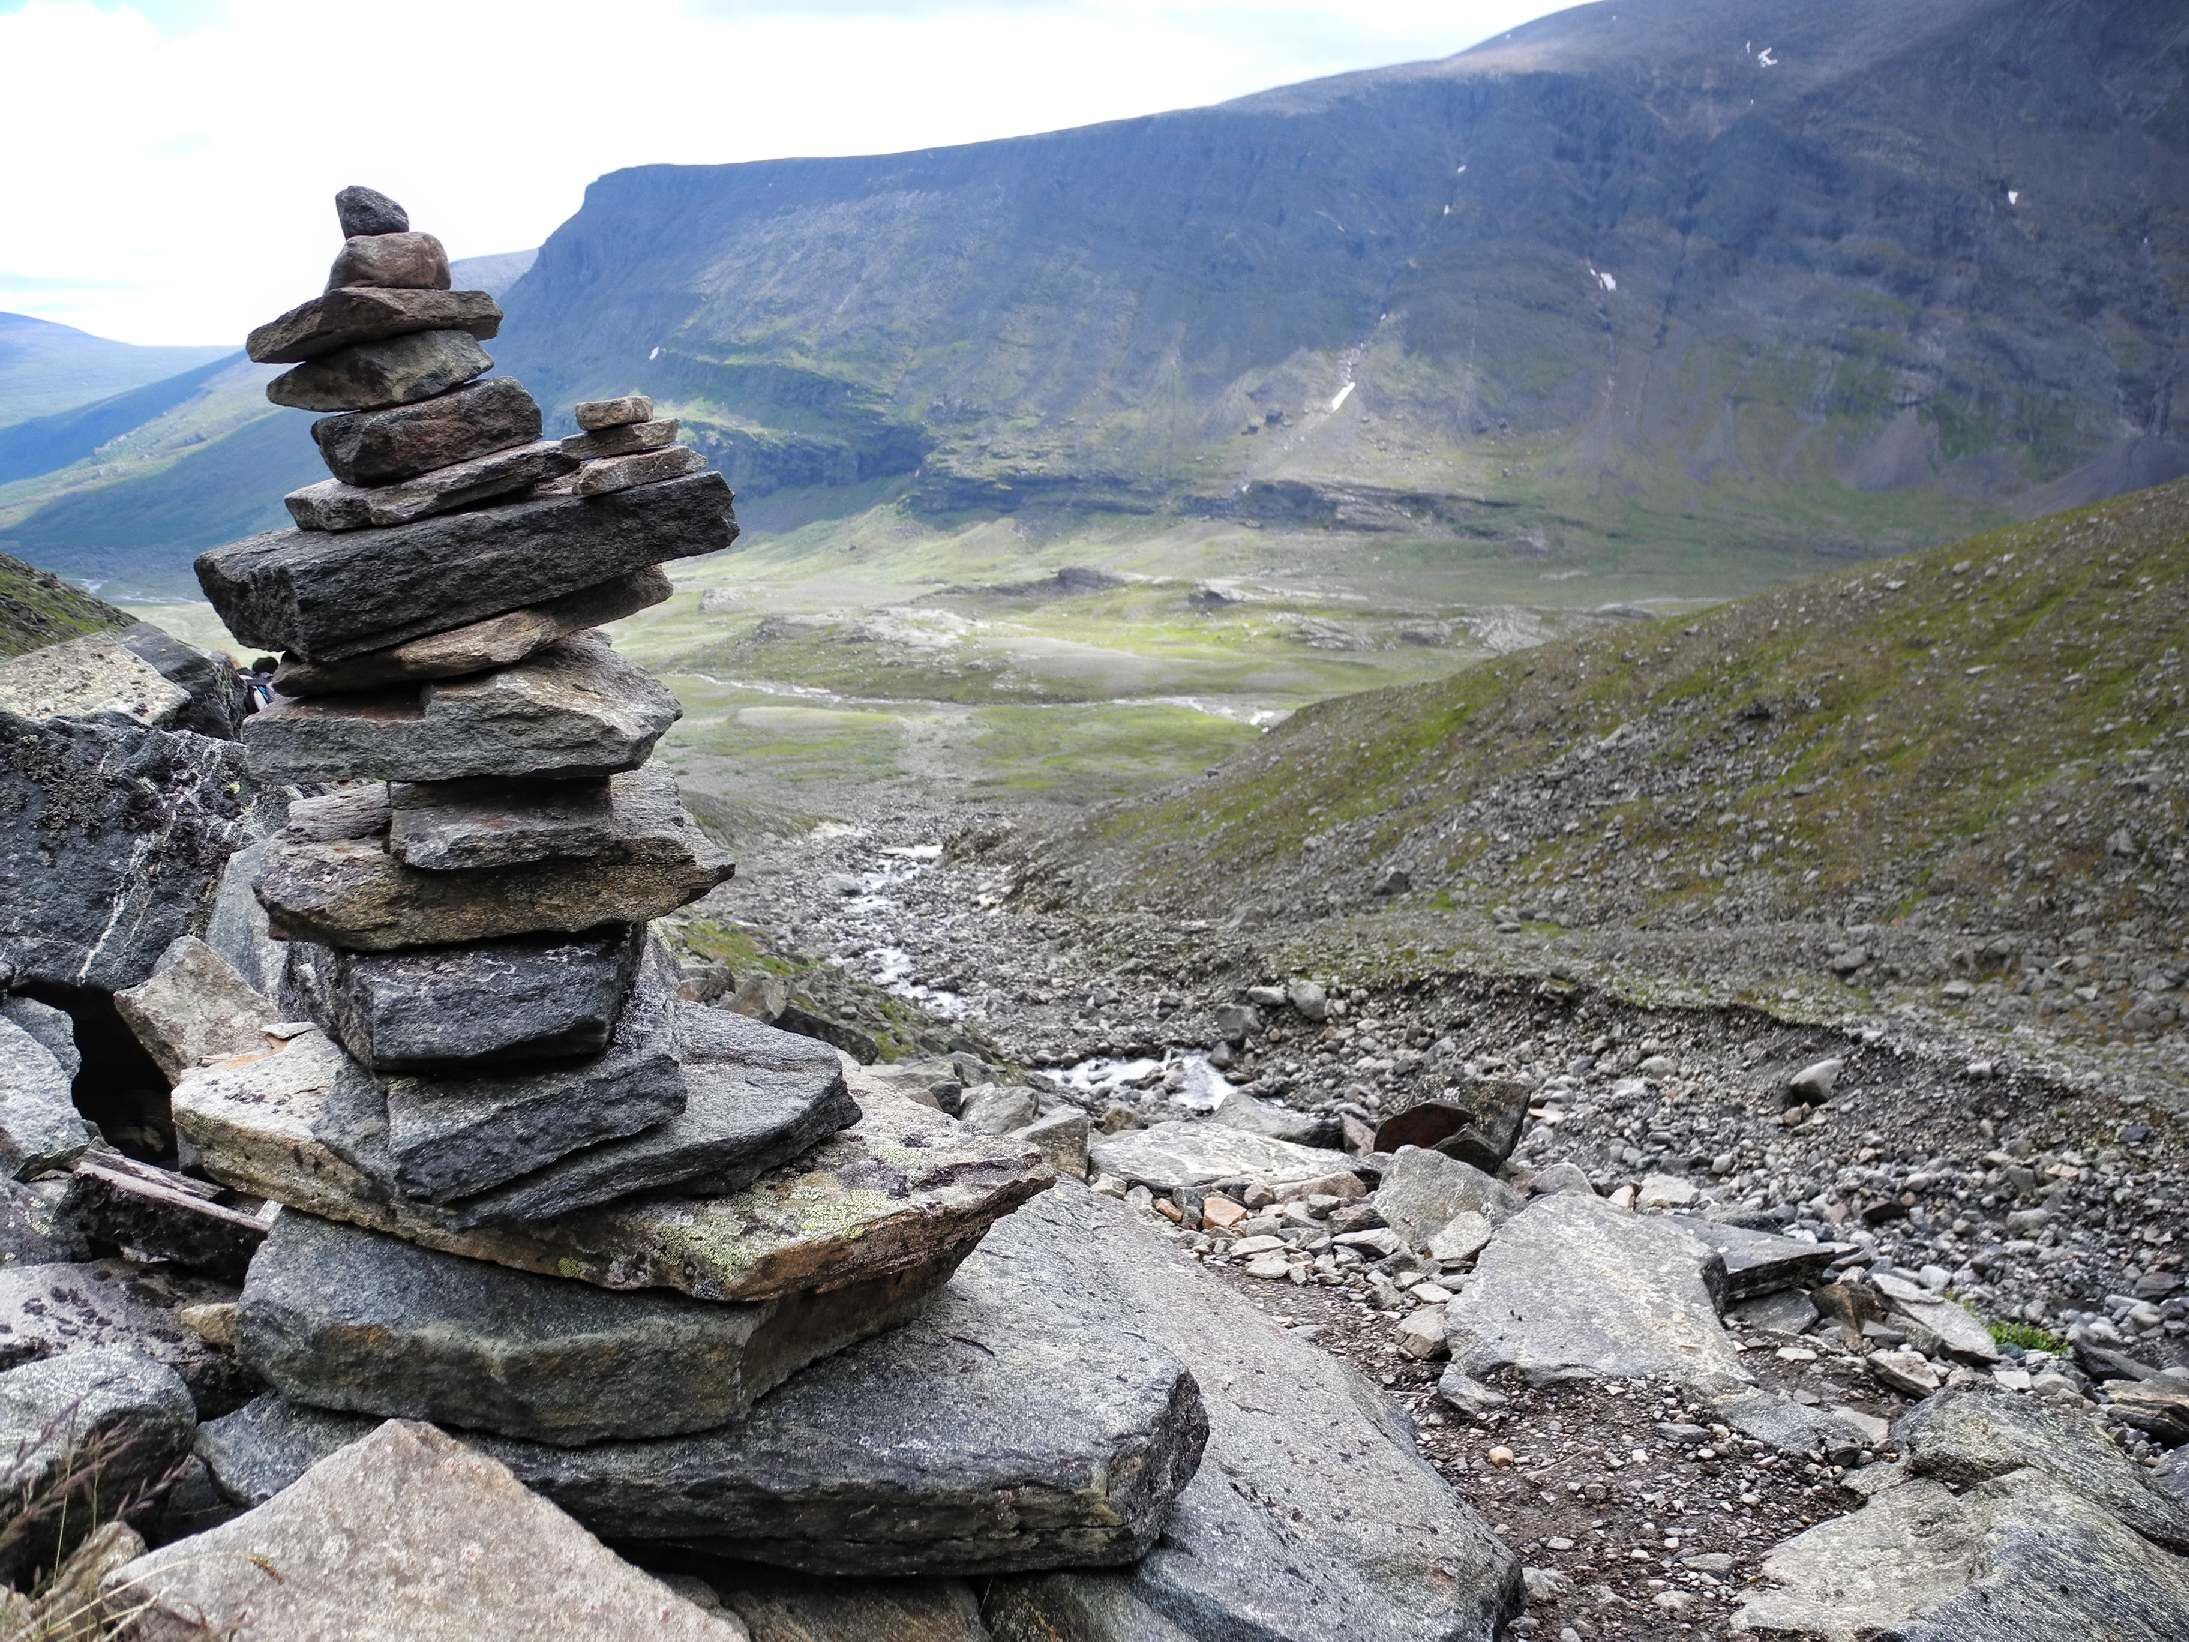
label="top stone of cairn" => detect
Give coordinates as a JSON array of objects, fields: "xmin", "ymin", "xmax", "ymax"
[
  {"xmin": 336, "ymin": 184, "xmax": 408, "ymax": 238},
  {"xmin": 575, "ymin": 395, "xmax": 653, "ymax": 431}
]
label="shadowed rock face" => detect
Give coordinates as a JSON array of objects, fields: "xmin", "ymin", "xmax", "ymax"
[{"xmin": 0, "ymin": 713, "xmax": 252, "ymax": 993}]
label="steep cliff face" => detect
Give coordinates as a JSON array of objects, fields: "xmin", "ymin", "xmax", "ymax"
[{"xmin": 493, "ymin": 0, "xmax": 2187, "ymax": 562}]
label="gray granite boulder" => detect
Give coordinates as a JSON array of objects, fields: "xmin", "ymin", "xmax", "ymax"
[
  {"xmin": 310, "ymin": 375, "xmax": 539, "ymax": 485},
  {"xmin": 113, "ymin": 934, "xmax": 271, "ymax": 1084},
  {"xmin": 247, "ymin": 285, "xmax": 493, "ymax": 364},
  {"xmin": 0, "ymin": 1346, "xmax": 194, "ymax": 1585},
  {"xmin": 282, "ymin": 924, "xmax": 643, "ymax": 1070},
  {"xmin": 198, "ymin": 470, "xmax": 734, "ymax": 661},
  {"xmin": 0, "ymin": 1013, "xmax": 93, "ymax": 1178},
  {"xmin": 0, "ymin": 1259, "xmax": 248, "ymax": 1412},
  {"xmin": 1088, "ymin": 1121, "xmax": 1353, "ymax": 1192},
  {"xmin": 244, "ymin": 633, "xmax": 680, "ymax": 784},
  {"xmin": 256, "ymin": 768, "xmax": 734, "ymax": 950},
  {"xmin": 1731, "ymin": 1468, "xmax": 2189, "ymax": 1640},
  {"xmin": 284, "ymin": 438, "xmax": 574, "ymax": 531},
  {"xmin": 239, "ymin": 1212, "xmax": 960, "ymax": 1444},
  {"xmin": 1374, "ymin": 1144, "xmax": 1525, "ymax": 1248},
  {"xmin": 112, "ymin": 1419, "xmax": 748, "ymax": 1641},
  {"xmin": 0, "ymin": 714, "xmax": 252, "ymax": 993},
  {"xmin": 265, "ymin": 328, "xmax": 491, "ymax": 411},
  {"xmin": 274, "ymin": 567, "xmax": 672, "ymax": 696},
  {"xmin": 0, "ymin": 996, "xmax": 78, "ymax": 1082},
  {"xmin": 1895, "ymin": 1384, "xmax": 2189, "ymax": 1552},
  {"xmin": 1439, "ymin": 1193, "xmax": 1748, "ymax": 1396}
]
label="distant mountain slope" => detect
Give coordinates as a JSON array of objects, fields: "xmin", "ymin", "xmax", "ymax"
[
  {"xmin": 492, "ymin": 0, "xmax": 2187, "ymax": 566},
  {"xmin": 1014, "ymin": 479, "xmax": 2188, "ymax": 999},
  {"xmin": 0, "ymin": 252, "xmax": 536, "ymax": 593},
  {"xmin": 0, "ymin": 314, "xmax": 229, "ymax": 429}
]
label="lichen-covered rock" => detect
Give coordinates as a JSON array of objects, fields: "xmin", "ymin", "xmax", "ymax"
[
  {"xmin": 175, "ymin": 1045, "xmax": 1045, "ymax": 1302},
  {"xmin": 0, "ymin": 1259, "xmax": 253, "ymax": 1413},
  {"xmin": 0, "ymin": 713, "xmax": 252, "ymax": 993}
]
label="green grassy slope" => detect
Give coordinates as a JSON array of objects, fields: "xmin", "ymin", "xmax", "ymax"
[
  {"xmin": 0, "ymin": 549, "xmax": 128, "ymax": 660},
  {"xmin": 1027, "ymin": 480, "xmax": 2189, "ymax": 973}
]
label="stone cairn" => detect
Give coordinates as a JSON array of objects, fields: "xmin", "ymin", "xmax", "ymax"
[{"xmin": 172, "ymin": 187, "xmax": 1207, "ymax": 1573}]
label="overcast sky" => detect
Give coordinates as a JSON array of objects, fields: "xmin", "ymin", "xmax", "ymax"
[{"xmin": 0, "ymin": 0, "xmax": 1577, "ymax": 345}]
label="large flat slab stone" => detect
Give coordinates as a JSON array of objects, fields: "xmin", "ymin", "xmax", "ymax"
[
  {"xmin": 113, "ymin": 1419, "xmax": 748, "ymax": 1641},
  {"xmin": 256, "ymin": 766, "xmax": 733, "ymax": 950},
  {"xmin": 1679, "ymin": 1218, "xmax": 1846, "ymax": 1300},
  {"xmin": 175, "ymin": 1048, "xmax": 1047, "ymax": 1302},
  {"xmin": 0, "ymin": 714, "xmax": 252, "ymax": 993},
  {"xmin": 243, "ymin": 632, "xmax": 680, "ymax": 784},
  {"xmin": 274, "ymin": 567, "xmax": 673, "ymax": 696},
  {"xmin": 240, "ymin": 1212, "xmax": 960, "ymax": 1444},
  {"xmin": 1439, "ymin": 1192, "xmax": 1750, "ymax": 1395},
  {"xmin": 247, "ymin": 286, "xmax": 497, "ymax": 364},
  {"xmin": 284, "ymin": 437, "xmax": 574, "ymax": 531},
  {"xmin": 265, "ymin": 328, "xmax": 491, "ymax": 411},
  {"xmin": 282, "ymin": 924, "xmax": 643, "ymax": 1070},
  {"xmin": 311, "ymin": 375, "xmax": 539, "ymax": 486},
  {"xmin": 376, "ymin": 946, "xmax": 685, "ymax": 1202},
  {"xmin": 1088, "ymin": 1121, "xmax": 1354, "ymax": 1192},
  {"xmin": 0, "ymin": 630, "xmax": 189, "ymax": 726},
  {"xmin": 198, "ymin": 471, "xmax": 735, "ymax": 661},
  {"xmin": 203, "ymin": 1219, "xmax": 1206, "ymax": 1573}
]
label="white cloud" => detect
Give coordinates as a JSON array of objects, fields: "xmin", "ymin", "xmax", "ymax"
[{"xmin": 0, "ymin": 0, "xmax": 1575, "ymax": 343}]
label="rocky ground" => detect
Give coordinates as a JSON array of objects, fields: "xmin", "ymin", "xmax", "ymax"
[{"xmin": 677, "ymin": 789, "xmax": 2189, "ymax": 1638}]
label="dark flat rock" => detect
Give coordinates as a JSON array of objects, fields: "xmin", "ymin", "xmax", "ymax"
[
  {"xmin": 57, "ymin": 1151, "xmax": 268, "ymax": 1281},
  {"xmin": 563, "ymin": 418, "xmax": 678, "ymax": 458},
  {"xmin": 239, "ymin": 1212, "xmax": 961, "ymax": 1445},
  {"xmin": 175, "ymin": 1056, "xmax": 1047, "ymax": 1302},
  {"xmin": 266, "ymin": 328, "xmax": 492, "ymax": 412},
  {"xmin": 248, "ymin": 286, "xmax": 494, "ymax": 365},
  {"xmin": 441, "ymin": 1001, "xmax": 860, "ymax": 1229},
  {"xmin": 280, "ymin": 924, "xmax": 644, "ymax": 1071},
  {"xmin": 198, "ymin": 470, "xmax": 734, "ymax": 661},
  {"xmin": 274, "ymin": 567, "xmax": 672, "ymax": 696},
  {"xmin": 203, "ymin": 1205, "xmax": 1205, "ymax": 1574},
  {"xmin": 257, "ymin": 767, "xmax": 732, "ymax": 951},
  {"xmin": 1677, "ymin": 1218, "xmax": 1845, "ymax": 1300},
  {"xmin": 284, "ymin": 438, "xmax": 573, "ymax": 531},
  {"xmin": 0, "ymin": 713, "xmax": 252, "ymax": 994},
  {"xmin": 388, "ymin": 777, "xmax": 619, "ymax": 871},
  {"xmin": 243, "ymin": 633, "xmax": 681, "ymax": 783},
  {"xmin": 256, "ymin": 768, "xmax": 732, "ymax": 951},
  {"xmin": 376, "ymin": 948, "xmax": 685, "ymax": 1202},
  {"xmin": 311, "ymin": 376, "xmax": 539, "ymax": 486}
]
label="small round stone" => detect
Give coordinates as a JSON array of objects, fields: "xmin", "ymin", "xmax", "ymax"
[{"xmin": 335, "ymin": 185, "xmax": 409, "ymax": 237}]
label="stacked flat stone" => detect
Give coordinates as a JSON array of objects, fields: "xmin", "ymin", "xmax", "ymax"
[{"xmin": 165, "ymin": 189, "xmax": 1198, "ymax": 1574}]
